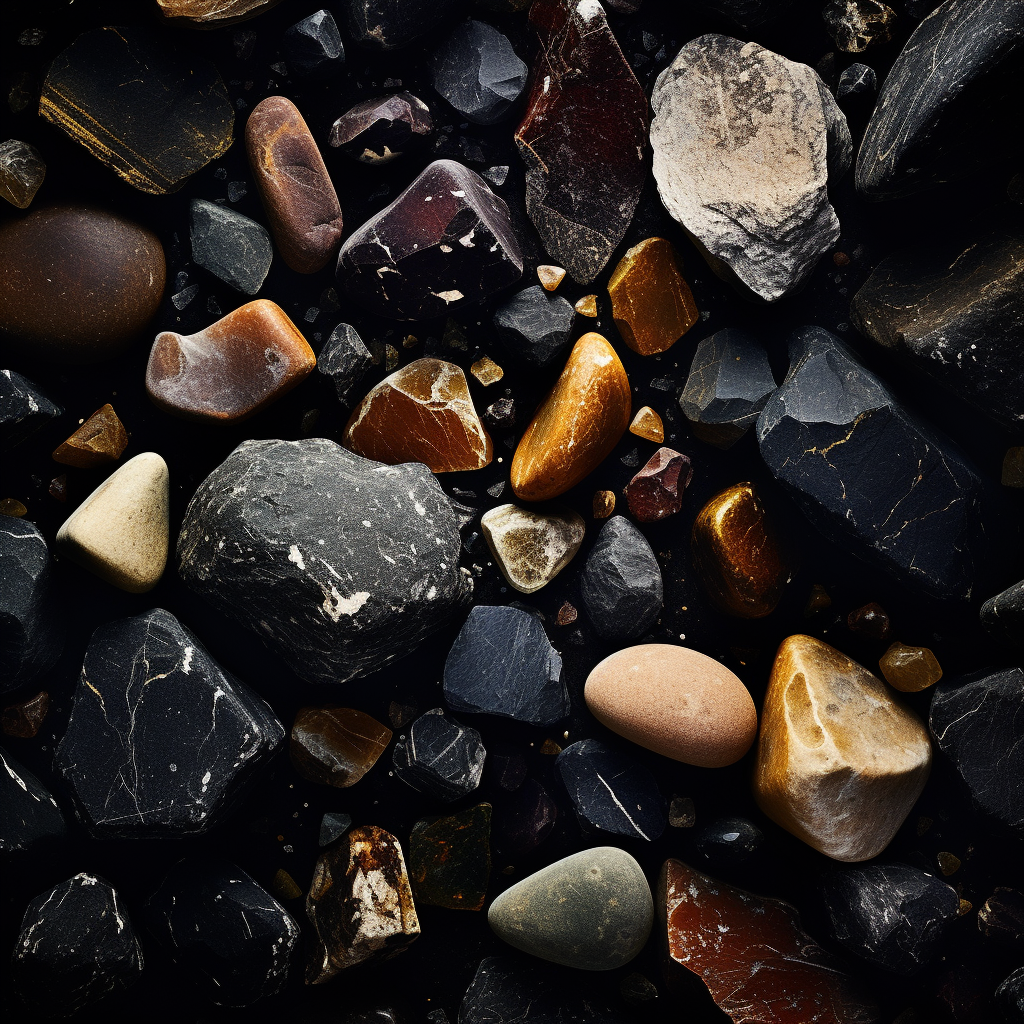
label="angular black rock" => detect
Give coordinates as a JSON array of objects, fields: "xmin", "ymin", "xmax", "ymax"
[
  {"xmin": 930, "ymin": 667, "xmax": 1024, "ymax": 832},
  {"xmin": 283, "ymin": 9, "xmax": 345, "ymax": 80},
  {"xmin": 484, "ymin": 396, "xmax": 516, "ymax": 430},
  {"xmin": 336, "ymin": 159, "xmax": 523, "ymax": 320},
  {"xmin": 821, "ymin": 863, "xmax": 960, "ymax": 973},
  {"xmin": 319, "ymin": 810, "xmax": 353, "ymax": 846},
  {"xmin": 694, "ymin": 816, "xmax": 764, "ymax": 866},
  {"xmin": 855, "ymin": 0, "xmax": 1024, "ymax": 199},
  {"xmin": 838, "ymin": 62, "xmax": 878, "ymax": 98},
  {"xmin": 317, "ymin": 322, "xmax": 372, "ymax": 406},
  {"xmin": 980, "ymin": 580, "xmax": 1024, "ymax": 645},
  {"xmin": 997, "ymin": 967, "xmax": 1024, "ymax": 1019},
  {"xmin": 177, "ymin": 438, "xmax": 473, "ymax": 684},
  {"xmin": 493, "ymin": 285, "xmax": 575, "ymax": 369},
  {"xmin": 393, "ymin": 708, "xmax": 486, "ymax": 802},
  {"xmin": 145, "ymin": 858, "xmax": 300, "ymax": 1007},
  {"xmin": 54, "ymin": 608, "xmax": 284, "ymax": 839},
  {"xmin": 0, "ymin": 745, "xmax": 65, "ymax": 854},
  {"xmin": 756, "ymin": 327, "xmax": 985, "ymax": 601},
  {"xmin": 346, "ymin": 0, "xmax": 464, "ymax": 50},
  {"xmin": 556, "ymin": 738, "xmax": 666, "ymax": 841},
  {"xmin": 190, "ymin": 199, "xmax": 273, "ymax": 296},
  {"xmin": 699, "ymin": 0, "xmax": 794, "ymax": 25},
  {"xmin": 329, "ymin": 92, "xmax": 433, "ymax": 164},
  {"xmin": 431, "ymin": 21, "xmax": 527, "ymax": 125},
  {"xmin": 12, "ymin": 873, "xmax": 143, "ymax": 1019},
  {"xmin": 0, "ymin": 517, "xmax": 64, "ymax": 692},
  {"xmin": 493, "ymin": 779, "xmax": 558, "ymax": 858},
  {"xmin": 443, "ymin": 605, "xmax": 568, "ymax": 726},
  {"xmin": 851, "ymin": 232, "xmax": 1024, "ymax": 431},
  {"xmin": 580, "ymin": 516, "xmax": 663, "ymax": 642},
  {"xmin": 978, "ymin": 888, "xmax": 1024, "ymax": 947},
  {"xmin": 0, "ymin": 368, "xmax": 61, "ymax": 451},
  {"xmin": 679, "ymin": 329, "xmax": 776, "ymax": 448}
]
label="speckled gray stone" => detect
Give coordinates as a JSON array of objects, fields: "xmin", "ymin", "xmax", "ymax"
[
  {"xmin": 190, "ymin": 199, "xmax": 273, "ymax": 295},
  {"xmin": 317, "ymin": 322, "xmax": 372, "ymax": 406}
]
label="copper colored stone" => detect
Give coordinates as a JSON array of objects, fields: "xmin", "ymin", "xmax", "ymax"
[
  {"xmin": 629, "ymin": 406, "xmax": 664, "ymax": 442},
  {"xmin": 593, "ymin": 489, "xmax": 616, "ymax": 518},
  {"xmin": 624, "ymin": 447, "xmax": 692, "ymax": 523},
  {"xmin": 52, "ymin": 404, "xmax": 128, "ymax": 468},
  {"xmin": 0, "ymin": 205, "xmax": 166, "ymax": 364},
  {"xmin": 342, "ymin": 358, "xmax": 493, "ymax": 473},
  {"xmin": 660, "ymin": 858, "xmax": 878, "ymax": 1024},
  {"xmin": 691, "ymin": 482, "xmax": 792, "ymax": 619},
  {"xmin": 290, "ymin": 707, "xmax": 392, "ymax": 788},
  {"xmin": 575, "ymin": 295, "xmax": 598, "ymax": 317},
  {"xmin": 247, "ymin": 96, "xmax": 343, "ymax": 274},
  {"xmin": 556, "ymin": 601, "xmax": 578, "ymax": 626},
  {"xmin": 879, "ymin": 642, "xmax": 943, "ymax": 693},
  {"xmin": 2, "ymin": 691, "xmax": 50, "ymax": 738},
  {"xmin": 511, "ymin": 333, "xmax": 631, "ymax": 502},
  {"xmin": 608, "ymin": 238, "xmax": 698, "ymax": 356},
  {"xmin": 146, "ymin": 300, "xmax": 316, "ymax": 424},
  {"xmin": 156, "ymin": 0, "xmax": 284, "ymax": 27}
]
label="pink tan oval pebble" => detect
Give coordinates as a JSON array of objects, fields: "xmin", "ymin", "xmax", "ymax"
[{"xmin": 584, "ymin": 644, "xmax": 757, "ymax": 768}]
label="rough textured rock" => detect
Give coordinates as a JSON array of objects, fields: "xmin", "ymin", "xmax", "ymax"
[
  {"xmin": 410, "ymin": 802, "xmax": 492, "ymax": 910},
  {"xmin": 580, "ymin": 516, "xmax": 663, "ymax": 642},
  {"xmin": 856, "ymin": 0, "xmax": 1024, "ymax": 199},
  {"xmin": 823, "ymin": 0, "xmax": 897, "ymax": 52},
  {"xmin": 283, "ymin": 9, "xmax": 345, "ymax": 79},
  {"xmin": 515, "ymin": 0, "xmax": 647, "ymax": 284},
  {"xmin": 0, "ymin": 139, "xmax": 45, "ymax": 209},
  {"xmin": 190, "ymin": 199, "xmax": 273, "ymax": 295},
  {"xmin": 0, "ymin": 370, "xmax": 61, "ymax": 451},
  {"xmin": 444, "ymin": 605, "xmax": 568, "ymax": 725},
  {"xmin": 623, "ymin": 447, "xmax": 693, "ymax": 522},
  {"xmin": 821, "ymin": 863, "xmax": 960, "ymax": 973},
  {"xmin": 756, "ymin": 327, "xmax": 985, "ymax": 602},
  {"xmin": 0, "ymin": 517, "xmax": 64, "ymax": 691},
  {"xmin": 346, "ymin": 0, "xmax": 463, "ymax": 50},
  {"xmin": 488, "ymin": 847, "xmax": 652, "ymax": 970},
  {"xmin": 52, "ymin": 403, "xmax": 128, "ymax": 468},
  {"xmin": 156, "ymin": 0, "xmax": 284, "ymax": 27},
  {"xmin": 480, "ymin": 503, "xmax": 585, "ymax": 594},
  {"xmin": 980, "ymin": 579, "xmax": 1024, "ymax": 645},
  {"xmin": 39, "ymin": 26, "xmax": 234, "ymax": 193},
  {"xmin": 850, "ymin": 232, "xmax": 1024, "ymax": 431},
  {"xmin": 177, "ymin": 438, "xmax": 472, "ymax": 685},
  {"xmin": 337, "ymin": 159, "xmax": 522, "ymax": 320},
  {"xmin": 146, "ymin": 859, "xmax": 299, "ymax": 1006},
  {"xmin": 54, "ymin": 608, "xmax": 283, "ymax": 838},
  {"xmin": 651, "ymin": 35, "xmax": 851, "ymax": 302},
  {"xmin": 329, "ymin": 92, "xmax": 433, "ymax": 164},
  {"xmin": 290, "ymin": 706, "xmax": 392, "ymax": 788},
  {"xmin": 493, "ymin": 285, "xmax": 576, "ymax": 369},
  {"xmin": 754, "ymin": 635, "xmax": 932, "ymax": 862},
  {"xmin": 317, "ymin": 323, "xmax": 372, "ymax": 406},
  {"xmin": 393, "ymin": 708, "xmax": 486, "ymax": 802},
  {"xmin": 929, "ymin": 667, "xmax": 1024, "ymax": 833},
  {"xmin": 11, "ymin": 874, "xmax": 143, "ymax": 1019},
  {"xmin": 0, "ymin": 745, "xmax": 65, "ymax": 853}
]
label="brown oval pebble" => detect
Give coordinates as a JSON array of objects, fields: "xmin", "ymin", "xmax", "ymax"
[
  {"xmin": 584, "ymin": 644, "xmax": 757, "ymax": 768},
  {"xmin": 0, "ymin": 205, "xmax": 166, "ymax": 364},
  {"xmin": 246, "ymin": 95, "xmax": 343, "ymax": 274}
]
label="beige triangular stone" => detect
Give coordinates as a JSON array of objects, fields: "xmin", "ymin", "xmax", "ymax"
[{"xmin": 55, "ymin": 452, "xmax": 169, "ymax": 593}]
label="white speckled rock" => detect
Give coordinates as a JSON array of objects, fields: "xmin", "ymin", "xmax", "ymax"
[{"xmin": 480, "ymin": 503, "xmax": 584, "ymax": 594}]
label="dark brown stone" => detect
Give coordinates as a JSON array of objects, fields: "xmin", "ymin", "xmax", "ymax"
[
  {"xmin": 290, "ymin": 706, "xmax": 392, "ymax": 788},
  {"xmin": 2, "ymin": 691, "xmax": 50, "ymax": 738},
  {"xmin": 409, "ymin": 803, "xmax": 492, "ymax": 911},
  {"xmin": 847, "ymin": 602, "xmax": 892, "ymax": 642},
  {"xmin": 624, "ymin": 447, "xmax": 693, "ymax": 522}
]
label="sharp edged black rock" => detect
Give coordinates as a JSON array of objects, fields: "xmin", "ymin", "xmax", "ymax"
[
  {"xmin": 177, "ymin": 438, "xmax": 473, "ymax": 684},
  {"xmin": 54, "ymin": 607, "xmax": 284, "ymax": 838},
  {"xmin": 317, "ymin": 322, "xmax": 373, "ymax": 406},
  {"xmin": 393, "ymin": 708, "xmax": 486, "ymax": 802},
  {"xmin": 12, "ymin": 873, "xmax": 143, "ymax": 1019},
  {"xmin": 493, "ymin": 285, "xmax": 576, "ymax": 369},
  {"xmin": 838, "ymin": 62, "xmax": 878, "ymax": 98},
  {"xmin": 0, "ymin": 745, "xmax": 65, "ymax": 854},
  {"xmin": 283, "ymin": 9, "xmax": 345, "ymax": 80},
  {"xmin": 190, "ymin": 199, "xmax": 273, "ymax": 296},
  {"xmin": 980, "ymin": 579, "xmax": 1024, "ymax": 646},
  {"xmin": 347, "ymin": 0, "xmax": 464, "ymax": 50},
  {"xmin": 0, "ymin": 368, "xmax": 61, "ymax": 452},
  {"xmin": 756, "ymin": 326, "xmax": 986, "ymax": 601}
]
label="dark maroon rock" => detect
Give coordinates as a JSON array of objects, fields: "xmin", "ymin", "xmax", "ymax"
[
  {"xmin": 624, "ymin": 447, "xmax": 693, "ymax": 522},
  {"xmin": 329, "ymin": 92, "xmax": 433, "ymax": 165}
]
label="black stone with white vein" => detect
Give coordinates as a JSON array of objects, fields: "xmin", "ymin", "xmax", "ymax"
[
  {"xmin": 0, "ymin": 745, "xmax": 65, "ymax": 854},
  {"xmin": 317, "ymin": 322, "xmax": 372, "ymax": 406},
  {"xmin": 145, "ymin": 858, "xmax": 300, "ymax": 1007},
  {"xmin": 838, "ymin": 63, "xmax": 877, "ymax": 99},
  {"xmin": 929, "ymin": 667, "xmax": 1024, "ymax": 833},
  {"xmin": 821, "ymin": 863, "xmax": 960, "ymax": 973},
  {"xmin": 53, "ymin": 608, "xmax": 284, "ymax": 839},
  {"xmin": 12, "ymin": 873, "xmax": 143, "ymax": 1019},
  {"xmin": 393, "ymin": 708, "xmax": 486, "ymax": 802},
  {"xmin": 555, "ymin": 738, "xmax": 666, "ymax": 841},
  {"xmin": 443, "ymin": 605, "xmax": 568, "ymax": 726},
  {"xmin": 980, "ymin": 579, "xmax": 1024, "ymax": 646},
  {"xmin": 283, "ymin": 9, "xmax": 345, "ymax": 80},
  {"xmin": 190, "ymin": 199, "xmax": 273, "ymax": 296},
  {"xmin": 756, "ymin": 327, "xmax": 985, "ymax": 601},
  {"xmin": 0, "ymin": 368, "xmax": 61, "ymax": 452},
  {"xmin": 493, "ymin": 285, "xmax": 575, "ymax": 369},
  {"xmin": 177, "ymin": 438, "xmax": 472, "ymax": 684}
]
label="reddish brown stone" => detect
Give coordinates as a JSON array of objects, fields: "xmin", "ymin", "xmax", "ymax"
[
  {"xmin": 48, "ymin": 476, "xmax": 67, "ymax": 503},
  {"xmin": 290, "ymin": 707, "xmax": 392, "ymax": 788},
  {"xmin": 52, "ymin": 404, "xmax": 128, "ymax": 468},
  {"xmin": 247, "ymin": 96, "xmax": 343, "ymax": 274},
  {"xmin": 847, "ymin": 601, "xmax": 892, "ymax": 641},
  {"xmin": 2, "ymin": 691, "xmax": 50, "ymax": 738},
  {"xmin": 624, "ymin": 447, "xmax": 693, "ymax": 522}
]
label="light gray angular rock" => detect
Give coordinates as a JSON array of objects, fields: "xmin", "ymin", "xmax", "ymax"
[
  {"xmin": 190, "ymin": 199, "xmax": 273, "ymax": 295},
  {"xmin": 177, "ymin": 438, "xmax": 473, "ymax": 684},
  {"xmin": 651, "ymin": 34, "xmax": 851, "ymax": 302},
  {"xmin": 317, "ymin": 322, "xmax": 372, "ymax": 406}
]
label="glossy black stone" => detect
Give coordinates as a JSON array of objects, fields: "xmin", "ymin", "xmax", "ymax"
[
  {"xmin": 838, "ymin": 62, "xmax": 878, "ymax": 98},
  {"xmin": 0, "ymin": 369, "xmax": 61, "ymax": 452},
  {"xmin": 493, "ymin": 779, "xmax": 558, "ymax": 858},
  {"xmin": 556, "ymin": 738, "xmax": 666, "ymax": 842},
  {"xmin": 317, "ymin": 322, "xmax": 372, "ymax": 406},
  {"xmin": 756, "ymin": 327, "xmax": 985, "ymax": 601},
  {"xmin": 12, "ymin": 873, "xmax": 143, "ymax": 1019},
  {"xmin": 0, "ymin": 745, "xmax": 65, "ymax": 854},
  {"xmin": 493, "ymin": 285, "xmax": 575, "ymax": 369},
  {"xmin": 393, "ymin": 708, "xmax": 486, "ymax": 802},
  {"xmin": 283, "ymin": 10, "xmax": 345, "ymax": 80},
  {"xmin": 329, "ymin": 92, "xmax": 433, "ymax": 165},
  {"xmin": 319, "ymin": 810, "xmax": 353, "ymax": 847},
  {"xmin": 346, "ymin": 0, "xmax": 464, "ymax": 50},
  {"xmin": 694, "ymin": 816, "xmax": 764, "ymax": 865},
  {"xmin": 822, "ymin": 863, "xmax": 960, "ymax": 973},
  {"xmin": 444, "ymin": 605, "xmax": 568, "ymax": 726},
  {"xmin": 190, "ymin": 199, "xmax": 273, "ymax": 296},
  {"xmin": 54, "ymin": 608, "xmax": 284, "ymax": 838},
  {"xmin": 580, "ymin": 516, "xmax": 663, "ymax": 642},
  {"xmin": 980, "ymin": 579, "xmax": 1024, "ymax": 645},
  {"xmin": 146, "ymin": 858, "xmax": 300, "ymax": 1007}
]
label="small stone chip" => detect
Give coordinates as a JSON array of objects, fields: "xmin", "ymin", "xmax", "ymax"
[
  {"xmin": 592, "ymin": 490, "xmax": 616, "ymax": 519},
  {"xmin": 52, "ymin": 404, "xmax": 128, "ymax": 468},
  {"xmin": 470, "ymin": 355, "xmax": 504, "ymax": 386},
  {"xmin": 575, "ymin": 294, "xmax": 598, "ymax": 317},
  {"xmin": 629, "ymin": 406, "xmax": 664, "ymax": 443},
  {"xmin": 537, "ymin": 265, "xmax": 566, "ymax": 291}
]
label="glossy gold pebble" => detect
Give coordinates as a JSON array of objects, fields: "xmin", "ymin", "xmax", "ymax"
[
  {"xmin": 592, "ymin": 490, "xmax": 616, "ymax": 518},
  {"xmin": 52, "ymin": 404, "xmax": 128, "ymax": 468},
  {"xmin": 537, "ymin": 265, "xmax": 566, "ymax": 291},
  {"xmin": 575, "ymin": 295, "xmax": 598, "ymax": 317},
  {"xmin": 629, "ymin": 406, "xmax": 664, "ymax": 443},
  {"xmin": 879, "ymin": 642, "xmax": 943, "ymax": 693}
]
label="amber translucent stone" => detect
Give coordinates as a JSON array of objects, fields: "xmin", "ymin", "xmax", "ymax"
[
  {"xmin": 879, "ymin": 642, "xmax": 943, "ymax": 693},
  {"xmin": 2, "ymin": 691, "xmax": 50, "ymax": 738},
  {"xmin": 52, "ymin": 404, "xmax": 128, "ymax": 468},
  {"xmin": 290, "ymin": 707, "xmax": 392, "ymax": 788},
  {"xmin": 691, "ymin": 483, "xmax": 792, "ymax": 619},
  {"xmin": 660, "ymin": 858, "xmax": 877, "ymax": 1024},
  {"xmin": 247, "ymin": 96, "xmax": 343, "ymax": 274},
  {"xmin": 409, "ymin": 803, "xmax": 492, "ymax": 911},
  {"xmin": 343, "ymin": 358, "xmax": 493, "ymax": 473},
  {"xmin": 146, "ymin": 300, "xmax": 316, "ymax": 424},
  {"xmin": 511, "ymin": 333, "xmax": 631, "ymax": 502},
  {"xmin": 537, "ymin": 265, "xmax": 565, "ymax": 291},
  {"xmin": 754, "ymin": 635, "xmax": 932, "ymax": 862},
  {"xmin": 575, "ymin": 295, "xmax": 598, "ymax": 317},
  {"xmin": 608, "ymin": 238, "xmax": 698, "ymax": 355},
  {"xmin": 470, "ymin": 355, "xmax": 504, "ymax": 386},
  {"xmin": 593, "ymin": 490, "xmax": 616, "ymax": 518},
  {"xmin": 629, "ymin": 406, "xmax": 664, "ymax": 442}
]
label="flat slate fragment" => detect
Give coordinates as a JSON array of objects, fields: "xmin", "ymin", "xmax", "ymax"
[
  {"xmin": 0, "ymin": 369, "xmax": 61, "ymax": 452},
  {"xmin": 0, "ymin": 745, "xmax": 65, "ymax": 854},
  {"xmin": 190, "ymin": 199, "xmax": 273, "ymax": 295},
  {"xmin": 393, "ymin": 708, "xmax": 486, "ymax": 802}
]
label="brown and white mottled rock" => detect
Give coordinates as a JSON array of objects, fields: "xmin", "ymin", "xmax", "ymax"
[
  {"xmin": 585, "ymin": 644, "xmax": 757, "ymax": 767},
  {"xmin": 651, "ymin": 34, "xmax": 851, "ymax": 302},
  {"xmin": 480, "ymin": 503, "xmax": 585, "ymax": 594},
  {"xmin": 754, "ymin": 635, "xmax": 932, "ymax": 862},
  {"xmin": 156, "ymin": 0, "xmax": 283, "ymax": 27}
]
